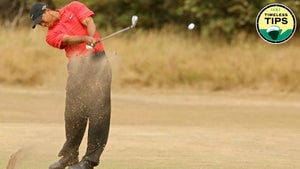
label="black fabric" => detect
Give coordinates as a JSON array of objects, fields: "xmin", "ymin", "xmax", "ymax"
[{"xmin": 58, "ymin": 54, "xmax": 112, "ymax": 165}]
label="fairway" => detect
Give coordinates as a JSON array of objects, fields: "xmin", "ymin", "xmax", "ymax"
[
  {"xmin": 2, "ymin": 1, "xmax": 300, "ymax": 169},
  {"xmin": 1, "ymin": 87, "xmax": 300, "ymax": 169}
]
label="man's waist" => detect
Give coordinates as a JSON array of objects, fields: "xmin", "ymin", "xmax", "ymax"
[
  {"xmin": 91, "ymin": 51, "xmax": 106, "ymax": 57},
  {"xmin": 67, "ymin": 50, "xmax": 105, "ymax": 58},
  {"xmin": 65, "ymin": 42, "xmax": 105, "ymax": 58}
]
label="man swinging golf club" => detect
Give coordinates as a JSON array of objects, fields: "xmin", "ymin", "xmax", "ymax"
[{"xmin": 30, "ymin": 1, "xmax": 111, "ymax": 169}]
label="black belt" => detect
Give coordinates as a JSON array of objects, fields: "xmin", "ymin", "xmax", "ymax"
[{"xmin": 91, "ymin": 51, "xmax": 106, "ymax": 57}]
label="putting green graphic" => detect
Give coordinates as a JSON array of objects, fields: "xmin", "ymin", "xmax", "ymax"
[{"xmin": 256, "ymin": 3, "xmax": 296, "ymax": 44}]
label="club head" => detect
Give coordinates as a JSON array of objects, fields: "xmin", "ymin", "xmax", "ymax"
[{"xmin": 131, "ymin": 15, "xmax": 138, "ymax": 28}]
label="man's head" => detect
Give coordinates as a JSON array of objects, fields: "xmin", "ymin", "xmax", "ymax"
[
  {"xmin": 30, "ymin": 3, "xmax": 47, "ymax": 29},
  {"xmin": 30, "ymin": 3, "xmax": 58, "ymax": 29}
]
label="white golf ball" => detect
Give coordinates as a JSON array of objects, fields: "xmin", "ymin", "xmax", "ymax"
[{"xmin": 188, "ymin": 23, "xmax": 195, "ymax": 30}]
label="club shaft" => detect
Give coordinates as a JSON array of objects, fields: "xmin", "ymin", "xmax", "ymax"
[{"xmin": 95, "ymin": 26, "xmax": 131, "ymax": 44}]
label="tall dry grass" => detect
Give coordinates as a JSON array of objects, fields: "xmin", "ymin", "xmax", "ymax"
[
  {"xmin": 0, "ymin": 27, "xmax": 66, "ymax": 86},
  {"xmin": 1, "ymin": 27, "xmax": 300, "ymax": 92},
  {"xmin": 105, "ymin": 29, "xmax": 300, "ymax": 92}
]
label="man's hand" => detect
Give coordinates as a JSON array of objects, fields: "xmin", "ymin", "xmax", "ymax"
[{"xmin": 83, "ymin": 36, "xmax": 96, "ymax": 47}]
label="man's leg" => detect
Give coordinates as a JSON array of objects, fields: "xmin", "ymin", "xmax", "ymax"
[
  {"xmin": 49, "ymin": 61, "xmax": 88, "ymax": 169},
  {"xmin": 59, "ymin": 60, "xmax": 89, "ymax": 158},
  {"xmin": 84, "ymin": 92, "xmax": 111, "ymax": 165},
  {"xmin": 58, "ymin": 90, "xmax": 88, "ymax": 158},
  {"xmin": 84, "ymin": 56, "xmax": 112, "ymax": 165}
]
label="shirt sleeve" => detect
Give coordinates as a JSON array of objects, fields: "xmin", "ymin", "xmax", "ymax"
[
  {"xmin": 68, "ymin": 1, "xmax": 94, "ymax": 22},
  {"xmin": 46, "ymin": 31, "xmax": 65, "ymax": 49}
]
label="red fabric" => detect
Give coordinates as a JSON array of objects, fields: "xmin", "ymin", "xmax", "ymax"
[{"xmin": 46, "ymin": 1, "xmax": 104, "ymax": 58}]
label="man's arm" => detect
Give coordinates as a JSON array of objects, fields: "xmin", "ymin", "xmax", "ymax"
[
  {"xmin": 61, "ymin": 35, "xmax": 94, "ymax": 47},
  {"xmin": 81, "ymin": 17, "xmax": 96, "ymax": 37},
  {"xmin": 61, "ymin": 17, "xmax": 96, "ymax": 47}
]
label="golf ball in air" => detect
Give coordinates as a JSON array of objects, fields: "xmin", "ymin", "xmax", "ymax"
[{"xmin": 188, "ymin": 23, "xmax": 195, "ymax": 30}]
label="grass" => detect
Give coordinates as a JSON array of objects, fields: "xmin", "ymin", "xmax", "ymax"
[
  {"xmin": 1, "ymin": 89, "xmax": 300, "ymax": 169},
  {"xmin": 1, "ymin": 27, "xmax": 300, "ymax": 92},
  {"xmin": 0, "ymin": 27, "xmax": 66, "ymax": 86}
]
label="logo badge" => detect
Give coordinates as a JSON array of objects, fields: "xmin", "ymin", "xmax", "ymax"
[{"xmin": 256, "ymin": 3, "xmax": 296, "ymax": 44}]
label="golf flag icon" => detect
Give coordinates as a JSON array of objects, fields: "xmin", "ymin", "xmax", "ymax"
[{"xmin": 267, "ymin": 26, "xmax": 280, "ymax": 40}]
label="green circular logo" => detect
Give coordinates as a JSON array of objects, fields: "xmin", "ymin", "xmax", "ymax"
[{"xmin": 256, "ymin": 3, "xmax": 296, "ymax": 44}]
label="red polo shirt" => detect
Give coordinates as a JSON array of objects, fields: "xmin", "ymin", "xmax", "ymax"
[{"xmin": 46, "ymin": 1, "xmax": 104, "ymax": 58}]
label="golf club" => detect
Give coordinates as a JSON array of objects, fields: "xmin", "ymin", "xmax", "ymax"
[{"xmin": 86, "ymin": 15, "xmax": 138, "ymax": 50}]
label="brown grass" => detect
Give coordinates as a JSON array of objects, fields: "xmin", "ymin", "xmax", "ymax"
[
  {"xmin": 0, "ymin": 27, "xmax": 66, "ymax": 86},
  {"xmin": 1, "ymin": 27, "xmax": 300, "ymax": 92},
  {"xmin": 105, "ymin": 29, "xmax": 300, "ymax": 92}
]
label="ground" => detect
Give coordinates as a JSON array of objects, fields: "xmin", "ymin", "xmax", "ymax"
[{"xmin": 1, "ymin": 86, "xmax": 300, "ymax": 169}]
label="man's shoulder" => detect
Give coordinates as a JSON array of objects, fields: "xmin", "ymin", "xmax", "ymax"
[
  {"xmin": 64, "ymin": 1, "xmax": 86, "ymax": 9},
  {"xmin": 59, "ymin": 1, "xmax": 85, "ymax": 16}
]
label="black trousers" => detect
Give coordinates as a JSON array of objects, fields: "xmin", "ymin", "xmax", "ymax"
[{"xmin": 58, "ymin": 52, "xmax": 112, "ymax": 166}]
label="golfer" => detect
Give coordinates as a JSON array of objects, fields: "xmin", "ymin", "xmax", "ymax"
[{"xmin": 30, "ymin": 2, "xmax": 112, "ymax": 169}]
